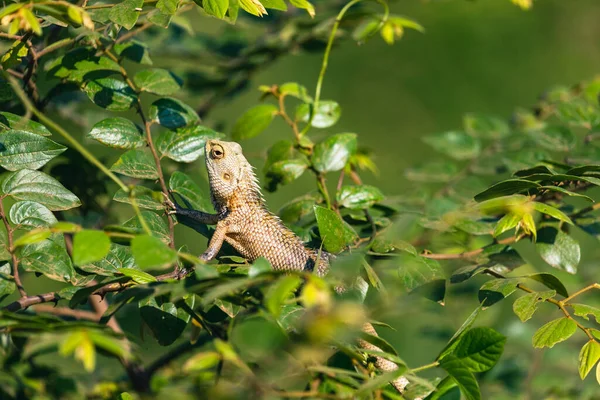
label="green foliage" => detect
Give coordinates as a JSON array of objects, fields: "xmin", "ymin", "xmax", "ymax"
[{"xmin": 0, "ymin": 0, "xmax": 598, "ymax": 399}]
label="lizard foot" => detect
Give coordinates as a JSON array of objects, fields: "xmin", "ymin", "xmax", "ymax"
[{"xmin": 162, "ymin": 193, "xmax": 178, "ymax": 215}]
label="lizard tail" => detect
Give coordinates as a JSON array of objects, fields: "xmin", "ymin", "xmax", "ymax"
[{"xmin": 359, "ymin": 322, "xmax": 410, "ymax": 394}]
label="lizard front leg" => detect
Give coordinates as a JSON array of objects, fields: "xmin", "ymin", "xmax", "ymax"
[
  {"xmin": 165, "ymin": 196, "xmax": 221, "ymax": 225},
  {"xmin": 200, "ymin": 221, "xmax": 229, "ymax": 261}
]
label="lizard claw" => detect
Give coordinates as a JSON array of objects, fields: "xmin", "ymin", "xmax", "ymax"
[{"xmin": 163, "ymin": 193, "xmax": 178, "ymax": 215}]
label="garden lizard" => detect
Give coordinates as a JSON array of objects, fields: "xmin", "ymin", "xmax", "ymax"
[{"xmin": 167, "ymin": 139, "xmax": 409, "ymax": 393}]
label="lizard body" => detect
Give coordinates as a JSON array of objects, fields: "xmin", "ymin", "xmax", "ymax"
[{"xmin": 169, "ymin": 139, "xmax": 408, "ymax": 393}]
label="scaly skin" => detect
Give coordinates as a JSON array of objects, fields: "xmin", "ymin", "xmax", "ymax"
[{"xmin": 168, "ymin": 139, "xmax": 408, "ymax": 393}]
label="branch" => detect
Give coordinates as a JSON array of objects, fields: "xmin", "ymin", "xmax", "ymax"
[
  {"xmin": 484, "ymin": 269, "xmax": 597, "ymax": 341},
  {"xmin": 32, "ymin": 304, "xmax": 98, "ymax": 320},
  {"xmin": 0, "ymin": 198, "xmax": 26, "ymax": 297},
  {"xmin": 420, "ymin": 235, "xmax": 519, "ymax": 260}
]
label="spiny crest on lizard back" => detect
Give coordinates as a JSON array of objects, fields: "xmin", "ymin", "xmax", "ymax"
[{"xmin": 205, "ymin": 139, "xmax": 264, "ymax": 206}]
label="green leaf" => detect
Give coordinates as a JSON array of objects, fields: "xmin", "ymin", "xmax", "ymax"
[
  {"xmin": 278, "ymin": 193, "xmax": 322, "ymax": 224},
  {"xmin": 397, "ymin": 253, "xmax": 445, "ymax": 303},
  {"xmin": 195, "ymin": 263, "xmax": 219, "ymax": 280},
  {"xmin": 265, "ymin": 275, "xmax": 302, "ymax": 317},
  {"xmin": 279, "ymin": 82, "xmax": 310, "ymax": 101},
  {"xmin": 261, "ymin": 0, "xmax": 287, "ymax": 10},
  {"xmin": 156, "ymin": 124, "xmax": 223, "ymax": 163},
  {"xmin": 169, "ymin": 171, "xmax": 212, "ymax": 212},
  {"xmin": 149, "ymin": 98, "xmax": 200, "ymax": 129},
  {"xmin": 525, "ymin": 273, "xmax": 568, "ymax": 298},
  {"xmin": 474, "ymin": 179, "xmax": 540, "ymax": 202},
  {"xmin": 2, "ymin": 169, "xmax": 81, "ymax": 211},
  {"xmin": 22, "ymin": 8, "xmax": 42, "ymax": 35},
  {"xmin": 19, "ymin": 240, "xmax": 75, "ymax": 282},
  {"xmin": 336, "ymin": 185, "xmax": 384, "ymax": 210},
  {"xmin": 296, "ymin": 100, "xmax": 340, "ymax": 128},
  {"xmin": 493, "ymin": 212, "xmax": 521, "ymax": 237},
  {"xmin": 13, "ymin": 228, "xmax": 51, "ymax": 247},
  {"xmin": 423, "ymin": 131, "xmax": 481, "ymax": 160},
  {"xmin": 113, "ymin": 40, "xmax": 152, "ymax": 65},
  {"xmin": 423, "ymin": 376, "xmax": 458, "ymax": 400},
  {"xmin": 109, "ymin": 0, "xmax": 143, "ymax": 29},
  {"xmin": 81, "ymin": 244, "xmax": 135, "ymax": 276},
  {"xmin": 88, "ymin": 117, "xmax": 145, "ymax": 149},
  {"xmin": 131, "ymin": 234, "xmax": 177, "ymax": 270},
  {"xmin": 0, "ymin": 112, "xmax": 51, "ymax": 136},
  {"xmin": 538, "ymin": 185, "xmax": 594, "ymax": 202},
  {"xmin": 288, "ymin": 0, "xmax": 314, "ymax": 17},
  {"xmin": 438, "ymin": 305, "xmax": 483, "ymax": 359},
  {"xmin": 532, "ymin": 317, "xmax": 577, "ymax": 348},
  {"xmin": 452, "ymin": 327, "xmax": 506, "ymax": 372},
  {"xmin": 133, "ymin": 68, "xmax": 182, "ymax": 96},
  {"xmin": 439, "ymin": 355, "xmax": 481, "ymax": 400},
  {"xmin": 72, "ymin": 230, "xmax": 111, "ymax": 266},
  {"xmin": 405, "ymin": 162, "xmax": 459, "ymax": 182},
  {"xmin": 140, "ymin": 295, "xmax": 194, "ymax": 345},
  {"xmin": 265, "ymin": 158, "xmax": 309, "ymax": 190},
  {"xmin": 183, "ymin": 352, "xmax": 221, "ymax": 372},
  {"xmin": 123, "ymin": 211, "xmax": 169, "ymax": 243},
  {"xmin": 202, "ymin": 0, "xmax": 229, "ymax": 18},
  {"xmin": 110, "ymin": 148, "xmax": 159, "ymax": 180},
  {"xmin": 579, "ymin": 340, "xmax": 600, "ymax": 379},
  {"xmin": 536, "ymin": 227, "xmax": 580, "ymax": 274},
  {"xmin": 314, "ymin": 205, "xmax": 357, "ymax": 253},
  {"xmin": 9, "ymin": 201, "xmax": 57, "ymax": 229},
  {"xmin": 478, "ymin": 279, "xmax": 518, "ymax": 307},
  {"xmin": 0, "ymin": 130, "xmax": 65, "ymax": 171},
  {"xmin": 238, "ymin": 0, "xmax": 267, "ymax": 16},
  {"xmin": 0, "ymin": 263, "xmax": 15, "ymax": 301},
  {"xmin": 352, "ymin": 18, "xmax": 381, "ymax": 43},
  {"xmin": 463, "ymin": 113, "xmax": 510, "ymax": 139},
  {"xmin": 528, "ymin": 126, "xmax": 576, "ymax": 152},
  {"xmin": 512, "ymin": 290, "xmax": 556, "ymax": 322},
  {"xmin": 312, "ymin": 133, "xmax": 357, "ymax": 173},
  {"xmin": 231, "ymin": 104, "xmax": 278, "ymax": 141},
  {"xmin": 147, "ymin": 8, "xmax": 172, "ymax": 27},
  {"xmin": 118, "ymin": 268, "xmax": 156, "ymax": 283},
  {"xmin": 248, "ymin": 257, "xmax": 272, "ymax": 277},
  {"xmin": 82, "ymin": 78, "xmax": 137, "ymax": 111},
  {"xmin": 571, "ymin": 303, "xmax": 600, "ymax": 322},
  {"xmin": 113, "ymin": 186, "xmax": 164, "ymax": 210},
  {"xmin": 531, "ymin": 202, "xmax": 573, "ymax": 225}
]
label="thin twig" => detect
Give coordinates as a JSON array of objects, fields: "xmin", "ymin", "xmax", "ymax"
[
  {"xmin": 421, "ymin": 236, "xmax": 518, "ymax": 260},
  {"xmin": 2, "ymin": 269, "xmax": 186, "ymax": 312},
  {"xmin": 563, "ymin": 283, "xmax": 600, "ymax": 304},
  {"xmin": 32, "ymin": 305, "xmax": 99, "ymax": 320},
  {"xmin": 484, "ymin": 269, "xmax": 596, "ymax": 341},
  {"xmin": 0, "ymin": 198, "xmax": 26, "ymax": 297}
]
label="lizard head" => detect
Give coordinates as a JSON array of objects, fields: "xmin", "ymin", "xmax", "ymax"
[{"xmin": 205, "ymin": 139, "xmax": 260, "ymax": 203}]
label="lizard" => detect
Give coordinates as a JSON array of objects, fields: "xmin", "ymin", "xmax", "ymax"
[{"xmin": 166, "ymin": 139, "xmax": 409, "ymax": 394}]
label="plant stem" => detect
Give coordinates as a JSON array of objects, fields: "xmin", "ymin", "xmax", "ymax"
[
  {"xmin": 409, "ymin": 361, "xmax": 440, "ymax": 374},
  {"xmin": 484, "ymin": 269, "xmax": 596, "ymax": 341},
  {"xmin": 302, "ymin": 0, "xmax": 389, "ymax": 135},
  {"xmin": 3, "ymin": 72, "xmax": 129, "ymax": 193},
  {"xmin": 0, "ymin": 198, "xmax": 26, "ymax": 297},
  {"xmin": 562, "ymin": 283, "xmax": 600, "ymax": 304}
]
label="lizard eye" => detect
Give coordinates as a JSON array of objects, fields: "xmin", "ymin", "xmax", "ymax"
[
  {"xmin": 223, "ymin": 173, "xmax": 231, "ymax": 180},
  {"xmin": 211, "ymin": 146, "xmax": 224, "ymax": 159}
]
